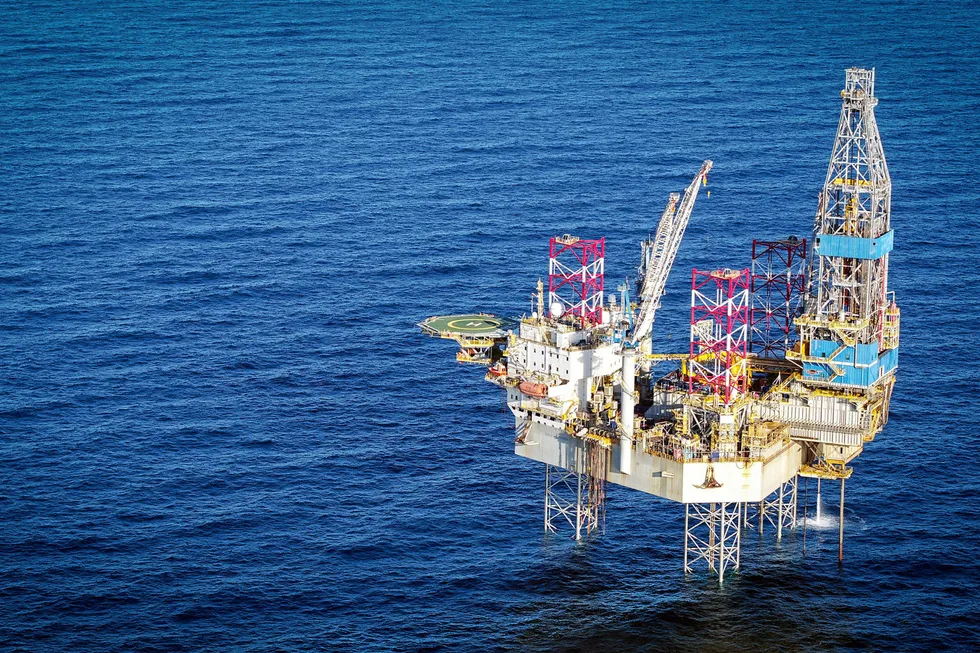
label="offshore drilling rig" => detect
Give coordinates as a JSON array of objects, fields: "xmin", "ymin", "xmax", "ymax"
[{"xmin": 419, "ymin": 68, "xmax": 899, "ymax": 581}]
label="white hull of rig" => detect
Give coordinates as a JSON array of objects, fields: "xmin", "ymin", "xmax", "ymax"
[{"xmin": 514, "ymin": 423, "xmax": 801, "ymax": 505}]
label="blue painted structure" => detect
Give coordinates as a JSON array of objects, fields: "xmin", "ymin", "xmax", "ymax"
[
  {"xmin": 813, "ymin": 230, "xmax": 894, "ymax": 260},
  {"xmin": 802, "ymin": 337, "xmax": 899, "ymax": 386}
]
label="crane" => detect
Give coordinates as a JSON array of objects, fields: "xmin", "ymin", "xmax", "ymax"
[
  {"xmin": 628, "ymin": 160, "xmax": 713, "ymax": 348},
  {"xmin": 618, "ymin": 160, "xmax": 712, "ymax": 475}
]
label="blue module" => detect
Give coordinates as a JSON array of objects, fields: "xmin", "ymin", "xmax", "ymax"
[{"xmin": 802, "ymin": 338, "xmax": 899, "ymax": 386}]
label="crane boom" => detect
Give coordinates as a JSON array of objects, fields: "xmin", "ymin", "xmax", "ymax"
[
  {"xmin": 628, "ymin": 160, "xmax": 713, "ymax": 346},
  {"xmin": 638, "ymin": 193, "xmax": 680, "ymax": 284}
]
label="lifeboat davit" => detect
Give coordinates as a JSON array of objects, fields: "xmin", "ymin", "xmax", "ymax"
[{"xmin": 518, "ymin": 381, "xmax": 549, "ymax": 398}]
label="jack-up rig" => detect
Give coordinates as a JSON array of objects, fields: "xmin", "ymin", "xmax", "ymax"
[{"xmin": 419, "ymin": 68, "xmax": 899, "ymax": 582}]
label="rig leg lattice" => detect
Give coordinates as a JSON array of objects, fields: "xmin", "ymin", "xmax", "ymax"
[
  {"xmin": 684, "ymin": 502, "xmax": 741, "ymax": 583},
  {"xmin": 544, "ymin": 446, "xmax": 605, "ymax": 540}
]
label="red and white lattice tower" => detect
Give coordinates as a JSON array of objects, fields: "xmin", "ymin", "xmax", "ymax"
[
  {"xmin": 548, "ymin": 236, "xmax": 605, "ymax": 328},
  {"xmin": 689, "ymin": 269, "xmax": 750, "ymax": 406},
  {"xmin": 750, "ymin": 238, "xmax": 807, "ymax": 358}
]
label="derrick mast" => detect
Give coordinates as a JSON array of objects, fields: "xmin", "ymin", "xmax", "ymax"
[
  {"xmin": 795, "ymin": 67, "xmax": 899, "ymax": 390},
  {"xmin": 783, "ymin": 69, "xmax": 899, "ymax": 558}
]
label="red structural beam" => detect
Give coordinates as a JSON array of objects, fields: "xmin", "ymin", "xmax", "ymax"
[
  {"xmin": 548, "ymin": 237, "xmax": 605, "ymax": 328},
  {"xmin": 689, "ymin": 268, "xmax": 751, "ymax": 405}
]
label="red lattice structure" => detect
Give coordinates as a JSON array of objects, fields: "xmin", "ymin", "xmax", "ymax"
[
  {"xmin": 750, "ymin": 238, "xmax": 807, "ymax": 358},
  {"xmin": 689, "ymin": 268, "xmax": 751, "ymax": 406},
  {"xmin": 548, "ymin": 236, "xmax": 605, "ymax": 328}
]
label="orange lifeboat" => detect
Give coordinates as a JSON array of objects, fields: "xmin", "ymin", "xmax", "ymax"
[{"xmin": 518, "ymin": 381, "xmax": 549, "ymax": 398}]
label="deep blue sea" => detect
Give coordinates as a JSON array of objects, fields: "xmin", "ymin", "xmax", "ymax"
[{"xmin": 2, "ymin": 1, "xmax": 980, "ymax": 651}]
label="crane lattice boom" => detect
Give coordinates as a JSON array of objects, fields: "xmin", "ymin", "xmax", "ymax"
[{"xmin": 629, "ymin": 160, "xmax": 713, "ymax": 346}]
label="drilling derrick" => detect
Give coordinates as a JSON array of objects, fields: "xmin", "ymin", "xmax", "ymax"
[
  {"xmin": 785, "ymin": 68, "xmax": 899, "ymax": 467},
  {"xmin": 798, "ymin": 67, "xmax": 895, "ymax": 355},
  {"xmin": 420, "ymin": 67, "xmax": 900, "ymax": 582},
  {"xmin": 780, "ymin": 67, "xmax": 899, "ymax": 561}
]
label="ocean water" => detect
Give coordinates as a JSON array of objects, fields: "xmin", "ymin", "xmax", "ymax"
[{"xmin": 2, "ymin": 1, "xmax": 979, "ymax": 651}]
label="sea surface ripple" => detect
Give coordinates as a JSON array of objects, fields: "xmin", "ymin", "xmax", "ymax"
[{"xmin": 2, "ymin": 1, "xmax": 979, "ymax": 651}]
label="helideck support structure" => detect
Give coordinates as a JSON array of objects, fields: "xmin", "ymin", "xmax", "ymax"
[{"xmin": 548, "ymin": 236, "xmax": 605, "ymax": 327}]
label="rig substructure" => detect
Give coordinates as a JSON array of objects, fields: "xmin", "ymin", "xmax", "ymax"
[{"xmin": 419, "ymin": 68, "xmax": 899, "ymax": 582}]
